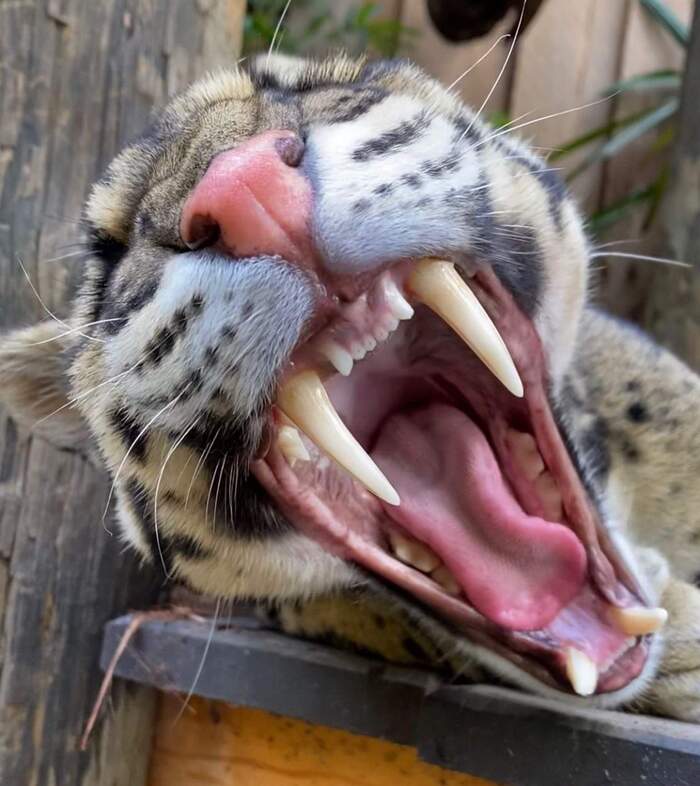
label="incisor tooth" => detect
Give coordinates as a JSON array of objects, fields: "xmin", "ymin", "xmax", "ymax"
[
  {"xmin": 408, "ymin": 259, "xmax": 523, "ymax": 397},
  {"xmin": 565, "ymin": 647, "xmax": 598, "ymax": 696},
  {"xmin": 319, "ymin": 341, "xmax": 354, "ymax": 377},
  {"xmin": 277, "ymin": 370, "xmax": 400, "ymax": 506},
  {"xmin": 384, "ymin": 280, "xmax": 414, "ymax": 320},
  {"xmin": 609, "ymin": 606, "xmax": 668, "ymax": 636},
  {"xmin": 389, "ymin": 532, "xmax": 441, "ymax": 572},
  {"xmin": 277, "ymin": 425, "xmax": 310, "ymax": 468},
  {"xmin": 431, "ymin": 566, "xmax": 461, "ymax": 596}
]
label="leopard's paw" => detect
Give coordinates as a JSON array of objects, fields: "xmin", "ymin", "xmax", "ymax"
[{"xmin": 634, "ymin": 578, "xmax": 700, "ymax": 722}]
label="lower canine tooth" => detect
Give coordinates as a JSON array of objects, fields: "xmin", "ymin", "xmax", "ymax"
[
  {"xmin": 408, "ymin": 259, "xmax": 523, "ymax": 397},
  {"xmin": 277, "ymin": 425, "xmax": 310, "ymax": 467},
  {"xmin": 389, "ymin": 532, "xmax": 441, "ymax": 572},
  {"xmin": 431, "ymin": 566, "xmax": 460, "ymax": 596},
  {"xmin": 565, "ymin": 647, "xmax": 598, "ymax": 696},
  {"xmin": 319, "ymin": 341, "xmax": 354, "ymax": 377},
  {"xmin": 609, "ymin": 606, "xmax": 668, "ymax": 636},
  {"xmin": 277, "ymin": 371, "xmax": 400, "ymax": 506}
]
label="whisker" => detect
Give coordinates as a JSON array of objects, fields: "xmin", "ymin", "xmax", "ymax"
[
  {"xmin": 16, "ymin": 255, "xmax": 101, "ymax": 343},
  {"xmin": 102, "ymin": 392, "xmax": 185, "ymax": 530},
  {"xmin": 266, "ymin": 0, "xmax": 293, "ymax": 66},
  {"xmin": 153, "ymin": 418, "xmax": 198, "ymax": 578},
  {"xmin": 474, "ymin": 93, "xmax": 617, "ymax": 150},
  {"xmin": 171, "ymin": 598, "xmax": 221, "ymax": 727},
  {"xmin": 27, "ymin": 318, "xmax": 126, "ymax": 345},
  {"xmin": 590, "ymin": 251, "xmax": 690, "ymax": 268},
  {"xmin": 446, "ymin": 34, "xmax": 510, "ymax": 92},
  {"xmin": 460, "ymin": 0, "xmax": 527, "ymax": 142}
]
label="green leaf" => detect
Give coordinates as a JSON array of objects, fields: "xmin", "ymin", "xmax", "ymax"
[
  {"xmin": 588, "ymin": 184, "xmax": 657, "ymax": 235},
  {"xmin": 602, "ymin": 69, "xmax": 681, "ymax": 95},
  {"xmin": 639, "ymin": 0, "xmax": 689, "ymax": 47},
  {"xmin": 567, "ymin": 98, "xmax": 679, "ymax": 179}
]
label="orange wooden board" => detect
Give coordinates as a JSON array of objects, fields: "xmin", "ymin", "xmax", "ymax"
[{"xmin": 149, "ymin": 694, "xmax": 501, "ymax": 786}]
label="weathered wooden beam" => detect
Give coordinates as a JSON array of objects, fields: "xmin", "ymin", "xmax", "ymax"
[
  {"xmin": 0, "ymin": 2, "xmax": 244, "ymax": 784},
  {"xmin": 102, "ymin": 615, "xmax": 700, "ymax": 786}
]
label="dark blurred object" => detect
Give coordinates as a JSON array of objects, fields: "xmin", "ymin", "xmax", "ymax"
[{"xmin": 426, "ymin": 0, "xmax": 546, "ymax": 42}]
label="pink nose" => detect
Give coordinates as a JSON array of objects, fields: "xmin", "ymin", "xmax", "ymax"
[{"xmin": 180, "ymin": 130, "xmax": 313, "ymax": 264}]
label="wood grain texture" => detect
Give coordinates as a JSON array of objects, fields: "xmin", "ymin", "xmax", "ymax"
[
  {"xmin": 597, "ymin": 0, "xmax": 693, "ymax": 320},
  {"xmin": 644, "ymin": 0, "xmax": 700, "ymax": 368},
  {"xmin": 0, "ymin": 2, "xmax": 244, "ymax": 784},
  {"xmin": 148, "ymin": 695, "xmax": 497, "ymax": 786},
  {"xmin": 509, "ymin": 0, "xmax": 630, "ymax": 210}
]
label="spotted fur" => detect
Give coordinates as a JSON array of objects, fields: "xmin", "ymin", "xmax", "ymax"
[{"xmin": 1, "ymin": 54, "xmax": 699, "ymax": 721}]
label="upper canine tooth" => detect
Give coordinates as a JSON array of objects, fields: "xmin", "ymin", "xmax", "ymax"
[
  {"xmin": 276, "ymin": 371, "xmax": 400, "ymax": 506},
  {"xmin": 565, "ymin": 647, "xmax": 598, "ymax": 696},
  {"xmin": 608, "ymin": 606, "xmax": 668, "ymax": 636},
  {"xmin": 389, "ymin": 532, "xmax": 441, "ymax": 572},
  {"xmin": 384, "ymin": 280, "xmax": 414, "ymax": 320},
  {"xmin": 319, "ymin": 340, "xmax": 354, "ymax": 377},
  {"xmin": 408, "ymin": 259, "xmax": 523, "ymax": 397},
  {"xmin": 277, "ymin": 425, "xmax": 310, "ymax": 468}
]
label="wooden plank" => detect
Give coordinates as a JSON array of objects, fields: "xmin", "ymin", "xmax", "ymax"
[
  {"xmin": 509, "ymin": 0, "xmax": 630, "ymax": 209},
  {"xmin": 644, "ymin": 0, "xmax": 700, "ymax": 367},
  {"xmin": 101, "ymin": 615, "xmax": 700, "ymax": 786},
  {"xmin": 0, "ymin": 2, "xmax": 245, "ymax": 784},
  {"xmin": 149, "ymin": 695, "xmax": 493, "ymax": 786},
  {"xmin": 598, "ymin": 0, "xmax": 693, "ymax": 319},
  {"xmin": 401, "ymin": 3, "xmax": 514, "ymax": 114}
]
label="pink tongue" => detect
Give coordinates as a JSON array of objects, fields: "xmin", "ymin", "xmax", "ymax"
[{"xmin": 372, "ymin": 403, "xmax": 586, "ymax": 631}]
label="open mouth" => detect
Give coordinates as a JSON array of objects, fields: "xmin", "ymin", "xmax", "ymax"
[{"xmin": 252, "ymin": 258, "xmax": 667, "ymax": 697}]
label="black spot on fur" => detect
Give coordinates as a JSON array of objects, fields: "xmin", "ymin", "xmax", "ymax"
[
  {"xmin": 242, "ymin": 300, "xmax": 254, "ymax": 320},
  {"xmin": 372, "ymin": 613, "xmax": 387, "ymax": 630},
  {"xmin": 88, "ymin": 229, "xmax": 128, "ymax": 265},
  {"xmin": 626, "ymin": 402, "xmax": 650, "ymax": 424},
  {"xmin": 401, "ymin": 173, "xmax": 421, "ymax": 189},
  {"xmin": 101, "ymin": 278, "xmax": 159, "ymax": 336},
  {"xmin": 331, "ymin": 89, "xmax": 387, "ymax": 123},
  {"xmin": 374, "ymin": 183, "xmax": 394, "ymax": 196},
  {"xmin": 204, "ymin": 346, "xmax": 219, "ymax": 367},
  {"xmin": 352, "ymin": 112, "xmax": 429, "ymax": 162},
  {"xmin": 168, "ymin": 533, "xmax": 211, "ymax": 561},
  {"xmin": 625, "ymin": 379, "xmax": 641, "ymax": 392},
  {"xmin": 110, "ymin": 407, "xmax": 147, "ymax": 461},
  {"xmin": 148, "ymin": 325, "xmax": 176, "ymax": 365},
  {"xmin": 401, "ymin": 636, "xmax": 433, "ymax": 664},
  {"xmin": 172, "ymin": 309, "xmax": 189, "ymax": 336},
  {"xmin": 420, "ymin": 149, "xmax": 461, "ymax": 178},
  {"xmin": 191, "ymin": 293, "xmax": 205, "ymax": 312},
  {"xmin": 220, "ymin": 324, "xmax": 237, "ymax": 340},
  {"xmin": 353, "ymin": 198, "xmax": 371, "ymax": 213},
  {"xmin": 620, "ymin": 438, "xmax": 640, "ymax": 462}
]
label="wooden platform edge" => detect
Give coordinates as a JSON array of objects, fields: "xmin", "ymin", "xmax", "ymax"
[{"xmin": 101, "ymin": 614, "xmax": 700, "ymax": 786}]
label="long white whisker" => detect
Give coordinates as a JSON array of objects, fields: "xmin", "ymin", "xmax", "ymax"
[
  {"xmin": 447, "ymin": 34, "xmax": 510, "ymax": 92},
  {"xmin": 267, "ymin": 0, "xmax": 292, "ymax": 66},
  {"xmin": 475, "ymin": 93, "xmax": 617, "ymax": 150},
  {"xmin": 460, "ymin": 1, "xmax": 527, "ymax": 142},
  {"xmin": 102, "ymin": 393, "xmax": 184, "ymax": 528},
  {"xmin": 153, "ymin": 419, "xmax": 198, "ymax": 579},
  {"xmin": 27, "ymin": 318, "xmax": 126, "ymax": 345},
  {"xmin": 171, "ymin": 598, "xmax": 221, "ymax": 727},
  {"xmin": 590, "ymin": 251, "xmax": 690, "ymax": 268}
]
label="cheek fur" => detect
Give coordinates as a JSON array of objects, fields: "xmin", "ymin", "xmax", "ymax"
[{"xmin": 103, "ymin": 253, "xmax": 314, "ymax": 430}]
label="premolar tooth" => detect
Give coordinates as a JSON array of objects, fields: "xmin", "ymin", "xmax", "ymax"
[
  {"xmin": 385, "ymin": 316, "xmax": 399, "ymax": 334},
  {"xmin": 277, "ymin": 370, "xmax": 400, "ymax": 506},
  {"xmin": 364, "ymin": 336, "xmax": 377, "ymax": 353},
  {"xmin": 350, "ymin": 343, "xmax": 367, "ymax": 361},
  {"xmin": 534, "ymin": 472, "xmax": 563, "ymax": 521},
  {"xmin": 374, "ymin": 326, "xmax": 390, "ymax": 342},
  {"xmin": 609, "ymin": 606, "xmax": 668, "ymax": 636},
  {"xmin": 408, "ymin": 259, "xmax": 523, "ymax": 397},
  {"xmin": 565, "ymin": 648, "xmax": 598, "ymax": 696},
  {"xmin": 389, "ymin": 532, "xmax": 441, "ymax": 572},
  {"xmin": 431, "ymin": 566, "xmax": 460, "ymax": 596},
  {"xmin": 507, "ymin": 430, "xmax": 545, "ymax": 480},
  {"xmin": 385, "ymin": 279, "xmax": 414, "ymax": 320},
  {"xmin": 319, "ymin": 341, "xmax": 354, "ymax": 377},
  {"xmin": 277, "ymin": 425, "xmax": 310, "ymax": 468}
]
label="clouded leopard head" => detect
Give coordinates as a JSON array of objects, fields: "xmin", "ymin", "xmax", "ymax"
[{"xmin": 0, "ymin": 54, "xmax": 665, "ymax": 708}]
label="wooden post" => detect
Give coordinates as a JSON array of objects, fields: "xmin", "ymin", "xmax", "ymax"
[
  {"xmin": 0, "ymin": 2, "xmax": 244, "ymax": 784},
  {"xmin": 643, "ymin": 0, "xmax": 700, "ymax": 368}
]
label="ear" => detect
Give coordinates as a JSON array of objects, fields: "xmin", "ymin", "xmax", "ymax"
[{"xmin": 0, "ymin": 321, "xmax": 92, "ymax": 450}]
